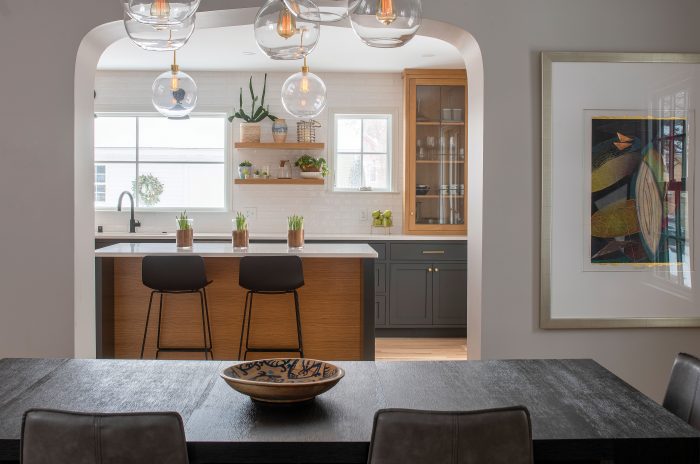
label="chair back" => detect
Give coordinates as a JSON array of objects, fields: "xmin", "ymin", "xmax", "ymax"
[
  {"xmin": 142, "ymin": 255, "xmax": 208, "ymax": 291},
  {"xmin": 21, "ymin": 409, "xmax": 188, "ymax": 464},
  {"xmin": 663, "ymin": 352, "xmax": 700, "ymax": 429},
  {"xmin": 239, "ymin": 255, "xmax": 304, "ymax": 292},
  {"xmin": 367, "ymin": 407, "xmax": 533, "ymax": 464}
]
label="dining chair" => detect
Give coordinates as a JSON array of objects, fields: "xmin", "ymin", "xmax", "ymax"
[
  {"xmin": 663, "ymin": 352, "xmax": 700, "ymax": 429},
  {"xmin": 367, "ymin": 407, "xmax": 533, "ymax": 464},
  {"xmin": 21, "ymin": 409, "xmax": 189, "ymax": 464}
]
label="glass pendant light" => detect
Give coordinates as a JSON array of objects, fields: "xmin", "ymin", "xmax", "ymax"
[
  {"xmin": 126, "ymin": 0, "xmax": 200, "ymax": 27},
  {"xmin": 124, "ymin": 12, "xmax": 195, "ymax": 51},
  {"xmin": 281, "ymin": 55, "xmax": 327, "ymax": 118},
  {"xmin": 350, "ymin": 0, "xmax": 422, "ymax": 48},
  {"xmin": 152, "ymin": 51, "xmax": 198, "ymax": 119},
  {"xmin": 254, "ymin": 0, "xmax": 320, "ymax": 60},
  {"xmin": 283, "ymin": 0, "xmax": 360, "ymax": 23}
]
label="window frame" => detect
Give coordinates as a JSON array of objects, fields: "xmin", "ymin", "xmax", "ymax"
[
  {"xmin": 94, "ymin": 112, "xmax": 231, "ymax": 212},
  {"xmin": 330, "ymin": 109, "xmax": 399, "ymax": 193}
]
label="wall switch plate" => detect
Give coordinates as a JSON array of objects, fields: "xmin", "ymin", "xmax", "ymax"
[
  {"xmin": 360, "ymin": 210, "xmax": 368, "ymax": 221},
  {"xmin": 243, "ymin": 207, "xmax": 257, "ymax": 220}
]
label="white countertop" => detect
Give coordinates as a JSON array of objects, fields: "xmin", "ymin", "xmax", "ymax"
[
  {"xmin": 95, "ymin": 242, "xmax": 379, "ymax": 259},
  {"xmin": 95, "ymin": 232, "xmax": 468, "ymax": 242}
]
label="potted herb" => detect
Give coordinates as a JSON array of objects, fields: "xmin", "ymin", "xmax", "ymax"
[
  {"xmin": 239, "ymin": 160, "xmax": 253, "ymax": 179},
  {"xmin": 228, "ymin": 74, "xmax": 278, "ymax": 143},
  {"xmin": 287, "ymin": 214, "xmax": 304, "ymax": 249},
  {"xmin": 176, "ymin": 211, "xmax": 193, "ymax": 249},
  {"xmin": 295, "ymin": 154, "xmax": 328, "ymax": 179},
  {"xmin": 253, "ymin": 169, "xmax": 261, "ymax": 179},
  {"xmin": 232, "ymin": 212, "xmax": 249, "ymax": 249}
]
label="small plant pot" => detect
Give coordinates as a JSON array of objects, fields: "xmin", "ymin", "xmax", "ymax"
[
  {"xmin": 240, "ymin": 123, "xmax": 261, "ymax": 143},
  {"xmin": 176, "ymin": 228, "xmax": 194, "ymax": 249},
  {"xmin": 232, "ymin": 229, "xmax": 249, "ymax": 249},
  {"xmin": 288, "ymin": 229, "xmax": 304, "ymax": 250},
  {"xmin": 238, "ymin": 166, "xmax": 252, "ymax": 179}
]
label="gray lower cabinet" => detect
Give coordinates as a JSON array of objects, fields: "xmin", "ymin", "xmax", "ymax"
[
  {"xmin": 432, "ymin": 263, "xmax": 468, "ymax": 325},
  {"xmin": 389, "ymin": 263, "xmax": 433, "ymax": 325}
]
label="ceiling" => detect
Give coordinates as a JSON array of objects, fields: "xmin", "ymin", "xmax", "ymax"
[{"xmin": 97, "ymin": 23, "xmax": 465, "ymax": 73}]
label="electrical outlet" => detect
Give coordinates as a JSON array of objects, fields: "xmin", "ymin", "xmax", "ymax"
[
  {"xmin": 360, "ymin": 210, "xmax": 368, "ymax": 221},
  {"xmin": 243, "ymin": 207, "xmax": 257, "ymax": 220}
]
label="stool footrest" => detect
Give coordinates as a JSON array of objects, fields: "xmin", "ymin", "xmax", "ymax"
[
  {"xmin": 245, "ymin": 347, "xmax": 302, "ymax": 353},
  {"xmin": 157, "ymin": 347, "xmax": 212, "ymax": 352}
]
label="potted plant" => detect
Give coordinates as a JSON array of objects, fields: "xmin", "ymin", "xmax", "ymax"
[
  {"xmin": 295, "ymin": 154, "xmax": 328, "ymax": 179},
  {"xmin": 253, "ymin": 169, "xmax": 261, "ymax": 179},
  {"xmin": 176, "ymin": 211, "xmax": 193, "ymax": 249},
  {"xmin": 239, "ymin": 160, "xmax": 253, "ymax": 179},
  {"xmin": 228, "ymin": 74, "xmax": 278, "ymax": 143},
  {"xmin": 287, "ymin": 214, "xmax": 304, "ymax": 249},
  {"xmin": 232, "ymin": 212, "xmax": 249, "ymax": 249}
]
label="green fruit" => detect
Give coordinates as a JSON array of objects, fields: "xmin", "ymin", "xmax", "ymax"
[
  {"xmin": 383, "ymin": 210, "xmax": 392, "ymax": 218},
  {"xmin": 383, "ymin": 217, "xmax": 393, "ymax": 227},
  {"xmin": 372, "ymin": 210, "xmax": 382, "ymax": 219},
  {"xmin": 373, "ymin": 218, "xmax": 383, "ymax": 227}
]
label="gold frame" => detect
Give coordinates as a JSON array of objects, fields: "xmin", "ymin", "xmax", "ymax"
[{"xmin": 541, "ymin": 51, "xmax": 700, "ymax": 329}]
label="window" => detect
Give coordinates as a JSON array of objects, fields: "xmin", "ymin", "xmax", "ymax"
[
  {"xmin": 94, "ymin": 115, "xmax": 226, "ymax": 210},
  {"xmin": 333, "ymin": 114, "xmax": 392, "ymax": 191}
]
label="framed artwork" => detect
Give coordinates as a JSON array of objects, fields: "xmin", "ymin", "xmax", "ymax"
[{"xmin": 541, "ymin": 52, "xmax": 700, "ymax": 328}]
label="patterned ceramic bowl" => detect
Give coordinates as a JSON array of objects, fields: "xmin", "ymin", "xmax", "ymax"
[{"xmin": 220, "ymin": 358, "xmax": 345, "ymax": 403}]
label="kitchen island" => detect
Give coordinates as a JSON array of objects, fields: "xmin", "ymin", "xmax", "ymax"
[{"xmin": 95, "ymin": 243, "xmax": 378, "ymax": 361}]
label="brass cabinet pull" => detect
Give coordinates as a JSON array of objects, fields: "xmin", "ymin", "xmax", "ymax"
[
  {"xmin": 435, "ymin": 267, "xmax": 439, "ymax": 272},
  {"xmin": 422, "ymin": 250, "xmax": 445, "ymax": 254},
  {"xmin": 428, "ymin": 267, "xmax": 433, "ymax": 272}
]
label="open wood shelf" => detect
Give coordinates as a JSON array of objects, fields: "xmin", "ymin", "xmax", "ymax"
[
  {"xmin": 235, "ymin": 178, "xmax": 325, "ymax": 185},
  {"xmin": 234, "ymin": 142, "xmax": 325, "ymax": 150}
]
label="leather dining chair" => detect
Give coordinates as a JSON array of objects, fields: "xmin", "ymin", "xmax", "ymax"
[
  {"xmin": 367, "ymin": 406, "xmax": 533, "ymax": 464},
  {"xmin": 663, "ymin": 352, "xmax": 700, "ymax": 429},
  {"xmin": 21, "ymin": 409, "xmax": 189, "ymax": 464}
]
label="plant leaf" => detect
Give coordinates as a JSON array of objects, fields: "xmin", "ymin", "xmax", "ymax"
[{"xmin": 261, "ymin": 73, "xmax": 267, "ymax": 107}]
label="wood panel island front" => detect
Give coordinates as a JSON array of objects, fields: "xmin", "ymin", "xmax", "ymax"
[{"xmin": 95, "ymin": 243, "xmax": 378, "ymax": 361}]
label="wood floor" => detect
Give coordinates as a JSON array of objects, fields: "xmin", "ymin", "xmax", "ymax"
[{"xmin": 375, "ymin": 338, "xmax": 468, "ymax": 361}]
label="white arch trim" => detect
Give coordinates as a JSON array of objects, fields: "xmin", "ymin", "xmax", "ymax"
[{"xmin": 74, "ymin": 9, "xmax": 484, "ymax": 360}]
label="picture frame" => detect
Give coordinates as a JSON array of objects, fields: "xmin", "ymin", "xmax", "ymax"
[{"xmin": 541, "ymin": 52, "xmax": 700, "ymax": 329}]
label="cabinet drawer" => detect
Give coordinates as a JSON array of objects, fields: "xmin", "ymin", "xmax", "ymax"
[
  {"xmin": 390, "ymin": 243, "xmax": 467, "ymax": 261},
  {"xmin": 375, "ymin": 295, "xmax": 387, "ymax": 327},
  {"xmin": 369, "ymin": 242, "xmax": 387, "ymax": 261},
  {"xmin": 375, "ymin": 263, "xmax": 387, "ymax": 294}
]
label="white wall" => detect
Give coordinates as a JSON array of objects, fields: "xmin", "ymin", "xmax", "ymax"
[
  {"xmin": 94, "ymin": 71, "xmax": 404, "ymax": 234},
  {"xmin": 1, "ymin": 0, "xmax": 700, "ymax": 402}
]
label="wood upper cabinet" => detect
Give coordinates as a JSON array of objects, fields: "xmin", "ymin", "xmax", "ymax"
[{"xmin": 403, "ymin": 69, "xmax": 468, "ymax": 235}]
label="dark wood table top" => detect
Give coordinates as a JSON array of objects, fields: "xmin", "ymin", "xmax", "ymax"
[{"xmin": 0, "ymin": 358, "xmax": 697, "ymax": 463}]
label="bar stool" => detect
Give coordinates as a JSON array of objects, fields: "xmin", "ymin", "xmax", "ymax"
[
  {"xmin": 140, "ymin": 255, "xmax": 213, "ymax": 360},
  {"xmin": 237, "ymin": 255, "xmax": 305, "ymax": 360}
]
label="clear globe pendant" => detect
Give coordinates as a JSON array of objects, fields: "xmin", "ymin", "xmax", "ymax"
[
  {"xmin": 283, "ymin": 0, "xmax": 360, "ymax": 23},
  {"xmin": 124, "ymin": 12, "xmax": 195, "ymax": 51},
  {"xmin": 126, "ymin": 0, "xmax": 200, "ymax": 27},
  {"xmin": 281, "ymin": 59, "xmax": 327, "ymax": 118},
  {"xmin": 152, "ymin": 56, "xmax": 197, "ymax": 119},
  {"xmin": 254, "ymin": 0, "xmax": 320, "ymax": 60},
  {"xmin": 350, "ymin": 0, "xmax": 422, "ymax": 48}
]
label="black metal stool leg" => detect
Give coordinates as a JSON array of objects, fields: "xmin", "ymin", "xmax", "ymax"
[
  {"xmin": 244, "ymin": 292, "xmax": 255, "ymax": 360},
  {"xmin": 293, "ymin": 290, "xmax": 304, "ymax": 357},
  {"xmin": 203, "ymin": 288, "xmax": 213, "ymax": 359},
  {"xmin": 198, "ymin": 290, "xmax": 209, "ymax": 360},
  {"xmin": 140, "ymin": 291, "xmax": 156, "ymax": 359},
  {"xmin": 237, "ymin": 291, "xmax": 250, "ymax": 360},
  {"xmin": 155, "ymin": 293, "xmax": 164, "ymax": 360}
]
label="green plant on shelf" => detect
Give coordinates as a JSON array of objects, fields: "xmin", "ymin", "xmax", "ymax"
[
  {"xmin": 235, "ymin": 212, "xmax": 248, "ymax": 231},
  {"xmin": 288, "ymin": 214, "xmax": 304, "ymax": 231},
  {"xmin": 239, "ymin": 160, "xmax": 253, "ymax": 167},
  {"xmin": 176, "ymin": 211, "xmax": 191, "ymax": 230},
  {"xmin": 295, "ymin": 154, "xmax": 328, "ymax": 177},
  {"xmin": 227, "ymin": 74, "xmax": 278, "ymax": 123}
]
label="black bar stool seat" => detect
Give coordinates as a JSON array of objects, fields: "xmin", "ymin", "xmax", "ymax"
[
  {"xmin": 238, "ymin": 256, "xmax": 305, "ymax": 360},
  {"xmin": 141, "ymin": 255, "xmax": 213, "ymax": 360}
]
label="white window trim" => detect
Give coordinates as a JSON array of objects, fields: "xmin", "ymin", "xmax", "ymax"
[
  {"xmin": 329, "ymin": 108, "xmax": 400, "ymax": 193},
  {"xmin": 94, "ymin": 112, "xmax": 231, "ymax": 213}
]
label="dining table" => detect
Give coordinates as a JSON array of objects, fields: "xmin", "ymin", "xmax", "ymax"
[{"xmin": 0, "ymin": 358, "xmax": 698, "ymax": 463}]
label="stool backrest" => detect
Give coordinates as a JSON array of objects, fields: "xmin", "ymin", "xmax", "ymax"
[
  {"xmin": 142, "ymin": 255, "xmax": 208, "ymax": 291},
  {"xmin": 21, "ymin": 409, "xmax": 189, "ymax": 464},
  {"xmin": 239, "ymin": 256, "xmax": 304, "ymax": 292},
  {"xmin": 663, "ymin": 352, "xmax": 700, "ymax": 429},
  {"xmin": 368, "ymin": 407, "xmax": 533, "ymax": 464}
]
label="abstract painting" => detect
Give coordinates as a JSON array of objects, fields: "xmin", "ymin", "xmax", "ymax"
[{"xmin": 589, "ymin": 114, "xmax": 690, "ymax": 267}]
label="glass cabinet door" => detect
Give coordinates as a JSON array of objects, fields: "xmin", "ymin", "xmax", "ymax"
[{"xmin": 412, "ymin": 83, "xmax": 466, "ymax": 227}]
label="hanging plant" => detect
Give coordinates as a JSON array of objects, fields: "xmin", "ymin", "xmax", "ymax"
[{"xmin": 132, "ymin": 173, "xmax": 164, "ymax": 206}]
